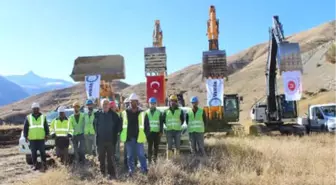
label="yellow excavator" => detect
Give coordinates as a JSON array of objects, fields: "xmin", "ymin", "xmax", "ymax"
[
  {"xmin": 203, "ymin": 5, "xmax": 244, "ymax": 136},
  {"xmin": 70, "ymin": 55, "xmax": 126, "ymax": 109}
]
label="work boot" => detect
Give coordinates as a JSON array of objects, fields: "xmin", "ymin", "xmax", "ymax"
[
  {"xmin": 166, "ymin": 150, "xmax": 173, "ymax": 160},
  {"xmin": 32, "ymin": 164, "xmax": 39, "ymax": 171},
  {"xmin": 174, "ymin": 149, "xmax": 180, "ymax": 157}
]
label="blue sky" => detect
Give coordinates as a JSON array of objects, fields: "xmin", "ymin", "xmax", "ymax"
[{"xmin": 0, "ymin": 0, "xmax": 334, "ymax": 85}]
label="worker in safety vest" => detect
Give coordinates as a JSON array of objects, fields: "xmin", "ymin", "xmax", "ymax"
[
  {"xmin": 162, "ymin": 94, "xmax": 185, "ymax": 159},
  {"xmin": 120, "ymin": 93, "xmax": 149, "ymax": 176},
  {"xmin": 186, "ymin": 96, "xmax": 207, "ymax": 156},
  {"xmin": 50, "ymin": 106, "xmax": 74, "ymax": 165},
  {"xmin": 145, "ymin": 97, "xmax": 163, "ymax": 164},
  {"xmin": 84, "ymin": 99, "xmax": 96, "ymax": 155},
  {"xmin": 23, "ymin": 102, "xmax": 49, "ymax": 171},
  {"xmin": 69, "ymin": 101, "xmax": 86, "ymax": 164}
]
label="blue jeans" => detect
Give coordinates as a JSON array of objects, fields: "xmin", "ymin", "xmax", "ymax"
[{"xmin": 126, "ymin": 138, "xmax": 147, "ymax": 174}]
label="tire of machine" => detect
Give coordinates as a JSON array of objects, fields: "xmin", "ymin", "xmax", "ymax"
[
  {"xmin": 227, "ymin": 124, "xmax": 245, "ymax": 137},
  {"xmin": 249, "ymin": 125, "xmax": 264, "ymax": 136}
]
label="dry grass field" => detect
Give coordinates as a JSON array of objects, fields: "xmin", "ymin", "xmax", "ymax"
[{"xmin": 13, "ymin": 134, "xmax": 335, "ymax": 185}]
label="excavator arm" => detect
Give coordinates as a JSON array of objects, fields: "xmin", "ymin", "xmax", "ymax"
[
  {"xmin": 153, "ymin": 20, "xmax": 163, "ymax": 47},
  {"xmin": 207, "ymin": 5, "xmax": 219, "ymax": 50}
]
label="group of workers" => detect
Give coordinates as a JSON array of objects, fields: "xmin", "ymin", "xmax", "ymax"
[{"xmin": 23, "ymin": 93, "xmax": 207, "ymax": 179}]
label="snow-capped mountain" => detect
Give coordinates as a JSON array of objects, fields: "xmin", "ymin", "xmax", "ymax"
[{"xmin": 5, "ymin": 71, "xmax": 74, "ymax": 95}]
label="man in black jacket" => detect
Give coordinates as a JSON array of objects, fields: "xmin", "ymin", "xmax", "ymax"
[
  {"xmin": 94, "ymin": 98, "xmax": 121, "ymax": 179},
  {"xmin": 23, "ymin": 102, "xmax": 49, "ymax": 171}
]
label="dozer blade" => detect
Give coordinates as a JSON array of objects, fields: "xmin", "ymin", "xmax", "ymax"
[
  {"xmin": 70, "ymin": 55, "xmax": 125, "ymax": 82},
  {"xmin": 202, "ymin": 50, "xmax": 228, "ymax": 79},
  {"xmin": 278, "ymin": 42, "xmax": 303, "ymax": 74}
]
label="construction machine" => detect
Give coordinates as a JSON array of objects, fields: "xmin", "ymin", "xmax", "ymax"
[
  {"xmin": 202, "ymin": 5, "xmax": 244, "ymax": 136},
  {"xmin": 250, "ymin": 16, "xmax": 305, "ymax": 136},
  {"xmin": 70, "ymin": 55, "xmax": 126, "ymax": 109},
  {"xmin": 144, "ymin": 20, "xmax": 186, "ymax": 106}
]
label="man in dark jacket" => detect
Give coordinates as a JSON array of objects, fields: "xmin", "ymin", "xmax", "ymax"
[
  {"xmin": 23, "ymin": 102, "xmax": 49, "ymax": 171},
  {"xmin": 94, "ymin": 98, "xmax": 121, "ymax": 179}
]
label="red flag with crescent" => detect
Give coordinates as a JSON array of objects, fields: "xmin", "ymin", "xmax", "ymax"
[{"xmin": 146, "ymin": 75, "xmax": 165, "ymax": 104}]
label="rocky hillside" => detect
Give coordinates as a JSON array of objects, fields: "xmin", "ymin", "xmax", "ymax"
[
  {"xmin": 122, "ymin": 20, "xmax": 335, "ymax": 122},
  {"xmin": 0, "ymin": 80, "xmax": 129, "ymax": 124}
]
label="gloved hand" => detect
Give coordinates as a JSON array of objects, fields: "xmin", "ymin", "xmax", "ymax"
[
  {"xmin": 51, "ymin": 133, "xmax": 56, "ymax": 139},
  {"xmin": 67, "ymin": 134, "xmax": 72, "ymax": 138}
]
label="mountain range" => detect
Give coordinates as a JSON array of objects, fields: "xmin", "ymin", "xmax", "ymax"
[
  {"xmin": 0, "ymin": 20, "xmax": 335, "ymax": 125},
  {"xmin": 5, "ymin": 71, "xmax": 74, "ymax": 95}
]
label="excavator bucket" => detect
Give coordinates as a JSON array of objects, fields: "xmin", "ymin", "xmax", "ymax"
[
  {"xmin": 202, "ymin": 50, "xmax": 228, "ymax": 79},
  {"xmin": 144, "ymin": 47, "xmax": 167, "ymax": 76},
  {"xmin": 277, "ymin": 42, "xmax": 303, "ymax": 74},
  {"xmin": 70, "ymin": 55, "xmax": 125, "ymax": 82}
]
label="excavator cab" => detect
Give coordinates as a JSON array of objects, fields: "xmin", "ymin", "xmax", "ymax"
[
  {"xmin": 277, "ymin": 94, "xmax": 298, "ymax": 119},
  {"xmin": 205, "ymin": 94, "xmax": 242, "ymax": 134},
  {"xmin": 223, "ymin": 94, "xmax": 241, "ymax": 122}
]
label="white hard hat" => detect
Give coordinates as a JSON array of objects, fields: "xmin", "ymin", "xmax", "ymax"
[
  {"xmin": 128, "ymin": 93, "xmax": 139, "ymax": 101},
  {"xmin": 57, "ymin": 106, "xmax": 66, "ymax": 113},
  {"xmin": 31, "ymin": 102, "xmax": 40, "ymax": 109},
  {"xmin": 124, "ymin": 98, "xmax": 129, "ymax": 103},
  {"xmin": 100, "ymin": 98, "xmax": 109, "ymax": 107}
]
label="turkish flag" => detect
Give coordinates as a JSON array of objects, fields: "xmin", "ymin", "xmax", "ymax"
[{"xmin": 146, "ymin": 75, "xmax": 165, "ymax": 104}]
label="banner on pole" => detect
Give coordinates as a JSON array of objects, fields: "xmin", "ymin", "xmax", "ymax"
[
  {"xmin": 282, "ymin": 71, "xmax": 302, "ymax": 101},
  {"xmin": 85, "ymin": 75, "xmax": 101, "ymax": 99},
  {"xmin": 206, "ymin": 79, "xmax": 224, "ymax": 106}
]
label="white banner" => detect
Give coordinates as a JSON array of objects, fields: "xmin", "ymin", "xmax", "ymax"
[
  {"xmin": 85, "ymin": 75, "xmax": 101, "ymax": 99},
  {"xmin": 282, "ymin": 71, "xmax": 302, "ymax": 101},
  {"xmin": 206, "ymin": 79, "xmax": 224, "ymax": 106}
]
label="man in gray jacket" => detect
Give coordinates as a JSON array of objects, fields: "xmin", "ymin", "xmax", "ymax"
[{"xmin": 94, "ymin": 99, "xmax": 121, "ymax": 179}]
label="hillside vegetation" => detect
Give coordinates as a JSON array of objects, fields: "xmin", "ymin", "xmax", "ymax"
[
  {"xmin": 325, "ymin": 42, "xmax": 335, "ymax": 64},
  {"xmin": 14, "ymin": 135, "xmax": 335, "ymax": 185}
]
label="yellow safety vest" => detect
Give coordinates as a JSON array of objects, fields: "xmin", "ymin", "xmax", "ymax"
[
  {"xmin": 27, "ymin": 114, "xmax": 46, "ymax": 140},
  {"xmin": 50, "ymin": 118, "xmax": 74, "ymax": 137},
  {"xmin": 165, "ymin": 109, "xmax": 182, "ymax": 131},
  {"xmin": 120, "ymin": 110, "xmax": 147, "ymax": 143},
  {"xmin": 146, "ymin": 109, "xmax": 161, "ymax": 132},
  {"xmin": 187, "ymin": 108, "xmax": 205, "ymax": 133}
]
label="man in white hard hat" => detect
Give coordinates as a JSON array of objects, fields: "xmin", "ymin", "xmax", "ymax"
[
  {"xmin": 50, "ymin": 106, "xmax": 73, "ymax": 165},
  {"xmin": 120, "ymin": 93, "xmax": 149, "ymax": 176},
  {"xmin": 23, "ymin": 102, "xmax": 49, "ymax": 171}
]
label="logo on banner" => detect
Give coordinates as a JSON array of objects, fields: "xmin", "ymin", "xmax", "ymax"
[
  {"xmin": 286, "ymin": 78, "xmax": 299, "ymax": 95},
  {"xmin": 209, "ymin": 80, "xmax": 222, "ymax": 106},
  {"xmin": 150, "ymin": 81, "xmax": 160, "ymax": 93},
  {"xmin": 85, "ymin": 75, "xmax": 100, "ymax": 97}
]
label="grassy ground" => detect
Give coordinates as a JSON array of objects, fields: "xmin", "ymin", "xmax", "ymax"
[{"xmin": 14, "ymin": 134, "xmax": 335, "ymax": 185}]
